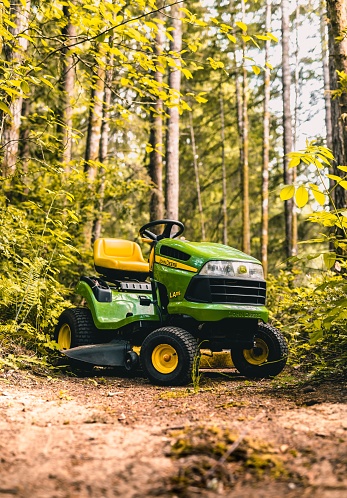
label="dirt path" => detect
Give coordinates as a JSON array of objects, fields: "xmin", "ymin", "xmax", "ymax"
[{"xmin": 0, "ymin": 368, "xmax": 346, "ymax": 498}]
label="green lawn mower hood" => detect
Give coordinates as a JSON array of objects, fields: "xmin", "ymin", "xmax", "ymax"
[{"xmin": 152, "ymin": 237, "xmax": 268, "ymax": 323}]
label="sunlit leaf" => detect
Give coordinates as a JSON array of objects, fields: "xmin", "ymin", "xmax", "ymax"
[
  {"xmin": 288, "ymin": 156, "xmax": 300, "ymax": 168},
  {"xmin": 309, "ymin": 184, "xmax": 326, "ymax": 206},
  {"xmin": 266, "ymin": 32, "xmax": 278, "ymax": 42},
  {"xmin": 236, "ymin": 21, "xmax": 247, "ymax": 32},
  {"xmin": 326, "ymin": 174, "xmax": 342, "ymax": 182},
  {"xmin": 227, "ymin": 33, "xmax": 236, "ymax": 43},
  {"xmin": 295, "ymin": 185, "xmax": 309, "ymax": 208},
  {"xmin": 280, "ymin": 185, "xmax": 295, "ymax": 201},
  {"xmin": 0, "ymin": 101, "xmax": 12, "ymax": 117},
  {"xmin": 252, "ymin": 65, "xmax": 261, "ymax": 75}
]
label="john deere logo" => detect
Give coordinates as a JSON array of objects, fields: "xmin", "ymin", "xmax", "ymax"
[{"xmin": 238, "ymin": 265, "xmax": 247, "ymax": 274}]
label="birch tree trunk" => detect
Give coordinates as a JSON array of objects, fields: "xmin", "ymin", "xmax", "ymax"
[
  {"xmin": 241, "ymin": 0, "xmax": 250, "ymax": 254},
  {"xmin": 320, "ymin": 0, "xmax": 333, "ymax": 152},
  {"xmin": 165, "ymin": 3, "xmax": 182, "ymax": 220},
  {"xmin": 83, "ymin": 48, "xmax": 105, "ymax": 246},
  {"xmin": 189, "ymin": 113, "xmax": 205, "ymax": 240},
  {"xmin": 1, "ymin": 1, "xmax": 31, "ymax": 177},
  {"xmin": 281, "ymin": 0, "xmax": 294, "ymax": 260},
  {"xmin": 220, "ymin": 89, "xmax": 228, "ymax": 245},
  {"xmin": 291, "ymin": 0, "xmax": 300, "ymax": 257},
  {"xmin": 84, "ymin": 52, "xmax": 105, "ymax": 183},
  {"xmin": 92, "ymin": 38, "xmax": 114, "ymax": 243},
  {"xmin": 61, "ymin": 4, "xmax": 76, "ymax": 170},
  {"xmin": 261, "ymin": 0, "xmax": 271, "ymax": 277},
  {"xmin": 326, "ymin": 0, "xmax": 347, "ymax": 213},
  {"xmin": 149, "ymin": 11, "xmax": 164, "ymax": 222}
]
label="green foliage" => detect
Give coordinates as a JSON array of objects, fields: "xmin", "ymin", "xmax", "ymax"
[{"xmin": 267, "ymin": 269, "xmax": 347, "ymax": 380}]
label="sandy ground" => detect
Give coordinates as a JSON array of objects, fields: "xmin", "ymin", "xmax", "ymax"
[{"xmin": 0, "ymin": 367, "xmax": 346, "ymax": 498}]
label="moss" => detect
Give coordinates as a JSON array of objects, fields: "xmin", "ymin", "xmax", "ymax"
[{"xmin": 167, "ymin": 425, "xmax": 290, "ymax": 495}]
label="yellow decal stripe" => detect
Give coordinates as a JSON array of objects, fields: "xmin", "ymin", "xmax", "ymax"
[{"xmin": 155, "ymin": 256, "xmax": 198, "ymax": 273}]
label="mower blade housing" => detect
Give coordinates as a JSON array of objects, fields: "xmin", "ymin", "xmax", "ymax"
[{"xmin": 63, "ymin": 340, "xmax": 130, "ymax": 367}]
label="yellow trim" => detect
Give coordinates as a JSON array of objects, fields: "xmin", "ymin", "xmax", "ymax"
[
  {"xmin": 58, "ymin": 324, "xmax": 72, "ymax": 350},
  {"xmin": 243, "ymin": 338, "xmax": 269, "ymax": 365},
  {"xmin": 152, "ymin": 344, "xmax": 178, "ymax": 374},
  {"xmin": 155, "ymin": 256, "xmax": 198, "ymax": 273}
]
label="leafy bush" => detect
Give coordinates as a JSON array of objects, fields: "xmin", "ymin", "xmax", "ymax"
[
  {"xmin": 267, "ymin": 269, "xmax": 347, "ymax": 380},
  {"xmin": 0, "ymin": 190, "xmax": 79, "ymax": 368}
]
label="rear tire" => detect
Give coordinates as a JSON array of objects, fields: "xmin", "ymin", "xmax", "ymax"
[
  {"xmin": 54, "ymin": 308, "xmax": 97, "ymax": 349},
  {"xmin": 140, "ymin": 327, "xmax": 198, "ymax": 386},
  {"xmin": 232, "ymin": 323, "xmax": 288, "ymax": 378}
]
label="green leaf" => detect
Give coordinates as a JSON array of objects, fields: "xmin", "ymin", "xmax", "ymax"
[
  {"xmin": 0, "ymin": 101, "xmax": 12, "ymax": 117},
  {"xmin": 280, "ymin": 185, "xmax": 295, "ymax": 201},
  {"xmin": 251, "ymin": 65, "xmax": 261, "ymax": 75},
  {"xmin": 309, "ymin": 328, "xmax": 323, "ymax": 344},
  {"xmin": 21, "ymin": 81, "xmax": 30, "ymax": 94},
  {"xmin": 323, "ymin": 252, "xmax": 336, "ymax": 270},
  {"xmin": 265, "ymin": 62, "xmax": 273, "ymax": 70},
  {"xmin": 295, "ymin": 185, "xmax": 309, "ymax": 208},
  {"xmin": 339, "ymin": 180, "xmax": 347, "ymax": 189},
  {"xmin": 337, "ymin": 165, "xmax": 347, "ymax": 172}
]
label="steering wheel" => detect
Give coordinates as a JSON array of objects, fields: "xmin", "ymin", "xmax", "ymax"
[{"xmin": 139, "ymin": 219, "xmax": 185, "ymax": 241}]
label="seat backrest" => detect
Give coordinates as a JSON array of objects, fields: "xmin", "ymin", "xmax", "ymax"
[{"xmin": 94, "ymin": 238, "xmax": 146, "ymax": 264}]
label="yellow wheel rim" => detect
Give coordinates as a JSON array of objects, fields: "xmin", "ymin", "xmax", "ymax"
[
  {"xmin": 152, "ymin": 344, "xmax": 178, "ymax": 374},
  {"xmin": 243, "ymin": 338, "xmax": 269, "ymax": 365},
  {"xmin": 57, "ymin": 324, "xmax": 72, "ymax": 350}
]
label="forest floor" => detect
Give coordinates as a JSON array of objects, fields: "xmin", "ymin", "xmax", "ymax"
[{"xmin": 0, "ymin": 366, "xmax": 346, "ymax": 498}]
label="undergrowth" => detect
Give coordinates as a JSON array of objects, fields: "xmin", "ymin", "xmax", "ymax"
[{"xmin": 267, "ymin": 269, "xmax": 347, "ymax": 381}]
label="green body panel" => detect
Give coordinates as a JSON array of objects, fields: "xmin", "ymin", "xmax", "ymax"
[
  {"xmin": 153, "ymin": 239, "xmax": 267, "ymax": 322},
  {"xmin": 157, "ymin": 239, "xmax": 261, "ymax": 270},
  {"xmin": 167, "ymin": 301, "xmax": 268, "ymax": 322},
  {"xmin": 76, "ymin": 281, "xmax": 160, "ymax": 330}
]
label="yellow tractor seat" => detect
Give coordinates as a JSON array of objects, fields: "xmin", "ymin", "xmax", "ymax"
[{"xmin": 94, "ymin": 238, "xmax": 150, "ymax": 280}]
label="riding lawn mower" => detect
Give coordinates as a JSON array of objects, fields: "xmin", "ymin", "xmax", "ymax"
[{"xmin": 55, "ymin": 220, "xmax": 288, "ymax": 386}]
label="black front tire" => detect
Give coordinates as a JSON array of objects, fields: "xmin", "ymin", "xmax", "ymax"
[
  {"xmin": 140, "ymin": 327, "xmax": 198, "ymax": 386},
  {"xmin": 232, "ymin": 323, "xmax": 288, "ymax": 378},
  {"xmin": 54, "ymin": 308, "xmax": 97, "ymax": 350}
]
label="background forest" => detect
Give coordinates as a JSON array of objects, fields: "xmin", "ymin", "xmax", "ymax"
[{"xmin": 1, "ymin": 0, "xmax": 347, "ymax": 379}]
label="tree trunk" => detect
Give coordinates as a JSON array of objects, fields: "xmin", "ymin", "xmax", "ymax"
[
  {"xmin": 291, "ymin": 0, "xmax": 300, "ymax": 257},
  {"xmin": 1, "ymin": 1, "xmax": 31, "ymax": 177},
  {"xmin": 83, "ymin": 48, "xmax": 105, "ymax": 246},
  {"xmin": 281, "ymin": 0, "xmax": 294, "ymax": 260},
  {"xmin": 92, "ymin": 39, "xmax": 114, "ymax": 243},
  {"xmin": 84, "ymin": 52, "xmax": 105, "ymax": 183},
  {"xmin": 241, "ymin": 0, "xmax": 250, "ymax": 255},
  {"xmin": 261, "ymin": 0, "xmax": 271, "ymax": 277},
  {"xmin": 61, "ymin": 4, "xmax": 76, "ymax": 170},
  {"xmin": 165, "ymin": 3, "xmax": 182, "ymax": 221},
  {"xmin": 189, "ymin": 113, "xmax": 205, "ymax": 241},
  {"xmin": 321, "ymin": 1, "xmax": 333, "ymax": 152},
  {"xmin": 149, "ymin": 11, "xmax": 164, "ymax": 222},
  {"xmin": 220, "ymin": 89, "xmax": 228, "ymax": 245},
  {"xmin": 326, "ymin": 0, "xmax": 347, "ymax": 212}
]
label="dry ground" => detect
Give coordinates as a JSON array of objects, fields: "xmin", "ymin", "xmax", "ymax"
[{"xmin": 0, "ymin": 366, "xmax": 346, "ymax": 498}]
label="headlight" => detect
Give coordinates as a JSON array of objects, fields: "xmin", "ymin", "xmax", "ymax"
[{"xmin": 200, "ymin": 260, "xmax": 264, "ymax": 279}]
